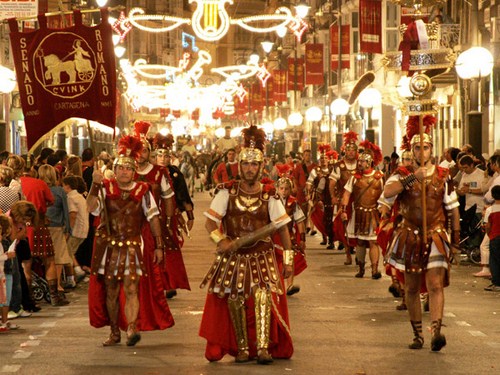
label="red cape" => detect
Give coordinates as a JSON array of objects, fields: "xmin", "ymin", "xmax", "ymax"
[
  {"xmin": 199, "ymin": 292, "xmax": 294, "ymax": 361},
  {"xmin": 88, "ymin": 222, "xmax": 175, "ymax": 332}
]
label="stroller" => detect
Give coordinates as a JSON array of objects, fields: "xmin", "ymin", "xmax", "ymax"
[
  {"xmin": 459, "ymin": 205, "xmax": 483, "ymax": 265},
  {"xmin": 31, "ymin": 266, "xmax": 51, "ymax": 304}
]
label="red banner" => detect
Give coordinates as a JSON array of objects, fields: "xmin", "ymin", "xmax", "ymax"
[
  {"xmin": 9, "ymin": 9, "xmax": 116, "ymax": 148},
  {"xmin": 305, "ymin": 44, "xmax": 324, "ymax": 85},
  {"xmin": 287, "ymin": 57, "xmax": 304, "ymax": 91},
  {"xmin": 250, "ymin": 82, "xmax": 263, "ymax": 115},
  {"xmin": 272, "ymin": 69, "xmax": 287, "ymax": 102},
  {"xmin": 359, "ymin": 0, "xmax": 382, "ymax": 54},
  {"xmin": 330, "ymin": 24, "xmax": 350, "ymax": 70}
]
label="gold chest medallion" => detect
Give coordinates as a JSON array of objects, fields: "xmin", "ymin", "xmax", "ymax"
[{"xmin": 235, "ymin": 195, "xmax": 262, "ymax": 212}]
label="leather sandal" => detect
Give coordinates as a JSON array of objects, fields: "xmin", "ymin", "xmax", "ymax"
[
  {"xmin": 235, "ymin": 350, "xmax": 250, "ymax": 363},
  {"xmin": 257, "ymin": 349, "xmax": 273, "ymax": 365},
  {"xmin": 102, "ymin": 334, "xmax": 121, "ymax": 347},
  {"xmin": 408, "ymin": 336, "xmax": 424, "ymax": 350}
]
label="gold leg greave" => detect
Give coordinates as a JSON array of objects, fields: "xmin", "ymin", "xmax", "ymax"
[
  {"xmin": 254, "ymin": 288, "xmax": 272, "ymax": 350},
  {"xmin": 227, "ymin": 296, "xmax": 249, "ymax": 353}
]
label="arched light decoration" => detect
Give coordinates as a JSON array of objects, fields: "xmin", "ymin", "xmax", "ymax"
[
  {"xmin": 114, "ymin": 45, "xmax": 126, "ymax": 58},
  {"xmin": 0, "ymin": 65, "xmax": 17, "ymax": 93},
  {"xmin": 249, "ymin": 50, "xmax": 260, "ymax": 65},
  {"xmin": 305, "ymin": 106, "xmax": 322, "ymax": 122},
  {"xmin": 295, "ymin": 1, "xmax": 311, "ymax": 19},
  {"xmin": 261, "ymin": 39, "xmax": 274, "ymax": 54},
  {"xmin": 288, "ymin": 112, "xmax": 303, "ymax": 126},
  {"xmin": 455, "ymin": 46, "xmax": 494, "ymax": 80},
  {"xmin": 358, "ymin": 88, "xmax": 382, "ymax": 109},
  {"xmin": 396, "ymin": 76, "xmax": 413, "ymax": 98},
  {"xmin": 274, "ymin": 117, "xmax": 287, "ymax": 130},
  {"xmin": 276, "ymin": 25, "xmax": 287, "ymax": 37},
  {"xmin": 330, "ymin": 98, "xmax": 350, "ymax": 116},
  {"xmin": 126, "ymin": 4, "xmax": 306, "ymax": 42}
]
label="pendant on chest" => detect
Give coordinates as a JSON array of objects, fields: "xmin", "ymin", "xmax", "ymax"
[{"xmin": 235, "ymin": 195, "xmax": 262, "ymax": 212}]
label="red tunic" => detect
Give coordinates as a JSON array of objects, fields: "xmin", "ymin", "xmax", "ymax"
[
  {"xmin": 273, "ymin": 195, "xmax": 307, "ymax": 276},
  {"xmin": 293, "ymin": 162, "xmax": 316, "ymax": 206},
  {"xmin": 135, "ymin": 164, "xmax": 190, "ymax": 291},
  {"xmin": 199, "ymin": 181, "xmax": 293, "ymax": 361},
  {"xmin": 88, "ymin": 179, "xmax": 174, "ymax": 332}
]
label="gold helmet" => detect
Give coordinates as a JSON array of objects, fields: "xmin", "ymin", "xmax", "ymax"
[
  {"xmin": 238, "ymin": 125, "xmax": 266, "ymax": 163},
  {"xmin": 152, "ymin": 133, "xmax": 174, "ymax": 156},
  {"xmin": 114, "ymin": 135, "xmax": 143, "ymax": 169},
  {"xmin": 406, "ymin": 115, "xmax": 436, "ymax": 147}
]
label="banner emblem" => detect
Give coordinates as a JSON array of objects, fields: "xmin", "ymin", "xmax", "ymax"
[{"xmin": 34, "ymin": 33, "xmax": 96, "ymax": 98}]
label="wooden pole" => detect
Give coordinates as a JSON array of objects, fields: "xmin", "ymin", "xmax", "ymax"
[
  {"xmin": 87, "ymin": 120, "xmax": 111, "ymax": 236},
  {"xmin": 419, "ymin": 114, "xmax": 427, "ymax": 244}
]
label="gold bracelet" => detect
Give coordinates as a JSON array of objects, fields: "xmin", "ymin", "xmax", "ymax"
[
  {"xmin": 210, "ymin": 229, "xmax": 226, "ymax": 244},
  {"xmin": 283, "ymin": 250, "xmax": 295, "ymax": 266}
]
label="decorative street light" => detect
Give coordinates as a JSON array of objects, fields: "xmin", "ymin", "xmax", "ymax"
[
  {"xmin": 306, "ymin": 105, "xmax": 323, "ymax": 161},
  {"xmin": 358, "ymin": 87, "xmax": 382, "ymax": 143},
  {"xmin": 0, "ymin": 66, "xmax": 17, "ymax": 94},
  {"xmin": 455, "ymin": 46, "xmax": 494, "ymax": 152},
  {"xmin": 330, "ymin": 98, "xmax": 350, "ymax": 149},
  {"xmin": 295, "ymin": 1, "xmax": 311, "ymax": 19},
  {"xmin": 288, "ymin": 111, "xmax": 303, "ymax": 126}
]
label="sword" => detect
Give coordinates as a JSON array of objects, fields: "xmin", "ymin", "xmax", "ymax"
[{"xmin": 230, "ymin": 218, "xmax": 288, "ymax": 251}]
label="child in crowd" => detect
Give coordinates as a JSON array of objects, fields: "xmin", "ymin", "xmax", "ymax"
[
  {"xmin": 484, "ymin": 185, "xmax": 500, "ymax": 291},
  {"xmin": 62, "ymin": 176, "xmax": 89, "ymax": 284},
  {"xmin": 0, "ymin": 215, "xmax": 18, "ymax": 332}
]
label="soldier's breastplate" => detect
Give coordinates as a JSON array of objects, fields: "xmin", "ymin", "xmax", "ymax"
[
  {"xmin": 105, "ymin": 198, "xmax": 145, "ymax": 240},
  {"xmin": 400, "ymin": 175, "xmax": 446, "ymax": 227},
  {"xmin": 224, "ymin": 192, "xmax": 270, "ymax": 239},
  {"xmin": 285, "ymin": 201, "xmax": 295, "ymax": 232},
  {"xmin": 352, "ymin": 176, "xmax": 382, "ymax": 208},
  {"xmin": 136, "ymin": 172, "xmax": 161, "ymax": 204},
  {"xmin": 339, "ymin": 167, "xmax": 356, "ymax": 189}
]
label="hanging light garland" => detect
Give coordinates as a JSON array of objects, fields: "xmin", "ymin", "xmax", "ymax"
[{"xmin": 125, "ymin": 2, "xmax": 308, "ymax": 42}]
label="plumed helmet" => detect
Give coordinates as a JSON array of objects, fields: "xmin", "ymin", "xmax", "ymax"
[{"xmin": 114, "ymin": 135, "xmax": 143, "ymax": 169}]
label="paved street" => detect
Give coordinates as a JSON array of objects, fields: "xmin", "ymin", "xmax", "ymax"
[{"xmin": 1, "ymin": 191, "xmax": 499, "ymax": 375}]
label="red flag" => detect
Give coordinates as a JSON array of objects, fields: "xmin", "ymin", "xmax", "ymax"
[
  {"xmin": 330, "ymin": 24, "xmax": 350, "ymax": 69},
  {"xmin": 250, "ymin": 82, "xmax": 263, "ymax": 115},
  {"xmin": 272, "ymin": 69, "xmax": 287, "ymax": 102},
  {"xmin": 287, "ymin": 57, "xmax": 304, "ymax": 91},
  {"xmin": 359, "ymin": 0, "xmax": 382, "ymax": 54},
  {"xmin": 8, "ymin": 9, "xmax": 117, "ymax": 148},
  {"xmin": 305, "ymin": 44, "xmax": 324, "ymax": 85}
]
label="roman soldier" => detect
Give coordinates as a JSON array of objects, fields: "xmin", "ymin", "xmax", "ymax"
[
  {"xmin": 329, "ymin": 131, "xmax": 360, "ymax": 265},
  {"xmin": 199, "ymin": 125, "xmax": 294, "ymax": 364},
  {"xmin": 340, "ymin": 140, "xmax": 384, "ymax": 279},
  {"xmin": 384, "ymin": 115, "xmax": 460, "ymax": 351},
  {"xmin": 292, "ymin": 149, "xmax": 317, "ymax": 233},
  {"xmin": 273, "ymin": 163, "xmax": 307, "ymax": 296},
  {"xmin": 151, "ymin": 131, "xmax": 194, "ymax": 297},
  {"xmin": 307, "ymin": 145, "xmax": 336, "ymax": 248},
  {"xmin": 87, "ymin": 135, "xmax": 174, "ymax": 347}
]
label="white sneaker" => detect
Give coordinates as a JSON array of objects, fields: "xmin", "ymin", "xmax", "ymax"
[
  {"xmin": 17, "ymin": 309, "xmax": 32, "ymax": 318},
  {"xmin": 6, "ymin": 321, "xmax": 19, "ymax": 330},
  {"xmin": 7, "ymin": 311, "xmax": 19, "ymax": 320}
]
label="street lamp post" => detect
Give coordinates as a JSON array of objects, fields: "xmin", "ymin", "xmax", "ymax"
[
  {"xmin": 305, "ymin": 105, "xmax": 322, "ymax": 161},
  {"xmin": 330, "ymin": 97, "xmax": 349, "ymax": 149},
  {"xmin": 358, "ymin": 88, "xmax": 381, "ymax": 144},
  {"xmin": 455, "ymin": 46, "xmax": 493, "ymax": 153}
]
